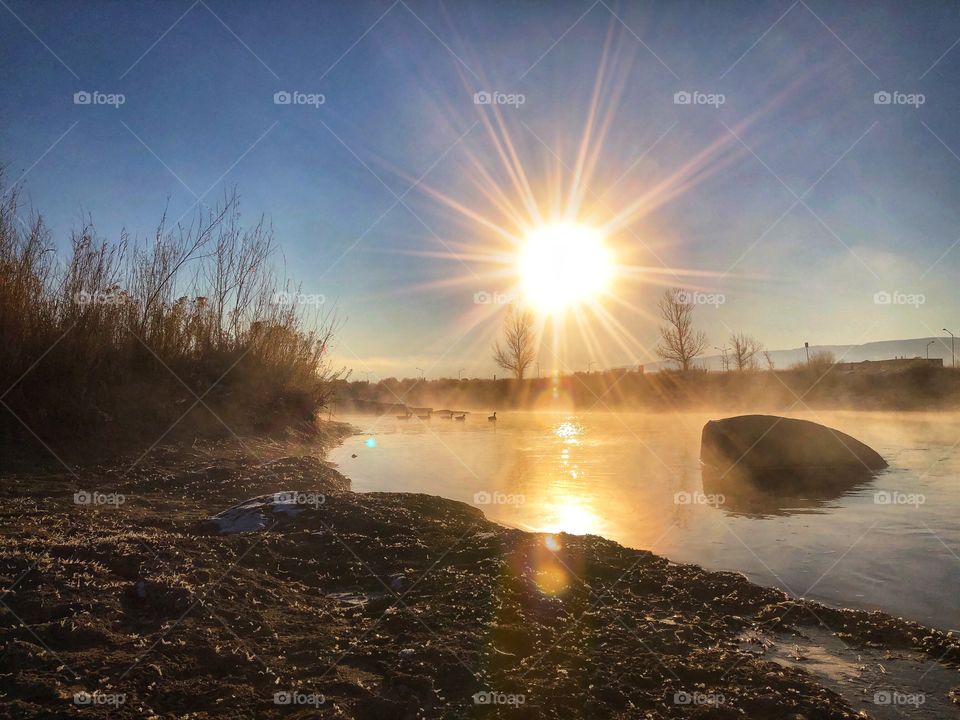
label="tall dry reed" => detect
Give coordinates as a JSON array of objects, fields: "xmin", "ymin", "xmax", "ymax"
[{"xmin": 0, "ymin": 171, "xmax": 343, "ymax": 459}]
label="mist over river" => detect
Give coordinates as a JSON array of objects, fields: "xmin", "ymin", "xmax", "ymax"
[{"xmin": 330, "ymin": 410, "xmax": 960, "ymax": 631}]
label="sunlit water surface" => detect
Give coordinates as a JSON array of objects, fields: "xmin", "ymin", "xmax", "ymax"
[{"xmin": 329, "ymin": 411, "xmax": 959, "ymax": 630}]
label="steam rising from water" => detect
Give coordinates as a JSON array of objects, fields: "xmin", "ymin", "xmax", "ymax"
[{"xmin": 332, "ymin": 409, "xmax": 960, "ymax": 630}]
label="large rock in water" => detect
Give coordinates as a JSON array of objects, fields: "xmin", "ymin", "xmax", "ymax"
[{"xmin": 701, "ymin": 414, "xmax": 887, "ymax": 475}]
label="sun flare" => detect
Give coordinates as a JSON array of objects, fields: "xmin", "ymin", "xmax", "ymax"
[{"xmin": 519, "ymin": 223, "xmax": 614, "ymax": 315}]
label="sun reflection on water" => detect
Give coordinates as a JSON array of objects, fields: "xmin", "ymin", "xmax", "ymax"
[
  {"xmin": 554, "ymin": 421, "xmax": 583, "ymax": 442},
  {"xmin": 520, "ymin": 420, "xmax": 607, "ymax": 537},
  {"xmin": 540, "ymin": 496, "xmax": 604, "ymax": 536}
]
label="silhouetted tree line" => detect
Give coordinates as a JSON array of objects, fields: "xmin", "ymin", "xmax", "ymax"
[{"xmin": 336, "ymin": 360, "xmax": 960, "ymax": 413}]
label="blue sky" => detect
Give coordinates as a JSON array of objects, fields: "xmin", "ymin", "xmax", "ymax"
[{"xmin": 2, "ymin": 0, "xmax": 960, "ymax": 378}]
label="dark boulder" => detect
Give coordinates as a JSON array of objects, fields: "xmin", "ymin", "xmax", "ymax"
[{"xmin": 701, "ymin": 415, "xmax": 886, "ymax": 475}]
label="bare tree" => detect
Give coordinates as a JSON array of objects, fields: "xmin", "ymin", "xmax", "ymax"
[
  {"xmin": 656, "ymin": 289, "xmax": 707, "ymax": 371},
  {"xmin": 730, "ymin": 331, "xmax": 764, "ymax": 370},
  {"xmin": 493, "ymin": 304, "xmax": 537, "ymax": 380}
]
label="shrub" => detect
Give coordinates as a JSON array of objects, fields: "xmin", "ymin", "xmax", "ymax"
[{"xmin": 0, "ymin": 171, "xmax": 343, "ymax": 460}]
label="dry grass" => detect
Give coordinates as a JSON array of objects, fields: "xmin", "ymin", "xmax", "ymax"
[{"xmin": 0, "ymin": 170, "xmax": 343, "ymax": 461}]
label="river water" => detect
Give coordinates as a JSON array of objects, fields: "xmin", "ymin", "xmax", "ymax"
[{"xmin": 328, "ymin": 410, "xmax": 959, "ymax": 631}]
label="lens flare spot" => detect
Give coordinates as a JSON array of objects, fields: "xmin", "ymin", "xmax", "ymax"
[
  {"xmin": 534, "ymin": 562, "xmax": 569, "ymax": 595},
  {"xmin": 365, "ymin": 437, "xmax": 377, "ymax": 448}
]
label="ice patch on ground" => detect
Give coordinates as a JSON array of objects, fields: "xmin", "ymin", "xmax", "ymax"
[
  {"xmin": 209, "ymin": 492, "xmax": 308, "ymax": 534},
  {"xmin": 740, "ymin": 625, "xmax": 960, "ymax": 719}
]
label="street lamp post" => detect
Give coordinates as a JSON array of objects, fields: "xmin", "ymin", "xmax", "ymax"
[
  {"xmin": 944, "ymin": 329, "xmax": 955, "ymax": 368},
  {"xmin": 926, "ymin": 340, "xmax": 935, "ymax": 359},
  {"xmin": 714, "ymin": 346, "xmax": 729, "ymax": 372}
]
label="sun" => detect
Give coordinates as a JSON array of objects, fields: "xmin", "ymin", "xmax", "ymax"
[{"xmin": 518, "ymin": 222, "xmax": 614, "ymax": 314}]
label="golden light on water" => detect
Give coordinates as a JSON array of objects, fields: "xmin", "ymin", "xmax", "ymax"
[
  {"xmin": 542, "ymin": 496, "xmax": 603, "ymax": 536},
  {"xmin": 519, "ymin": 223, "xmax": 614, "ymax": 315},
  {"xmin": 537, "ymin": 421, "xmax": 603, "ymax": 536},
  {"xmin": 554, "ymin": 420, "xmax": 583, "ymax": 440}
]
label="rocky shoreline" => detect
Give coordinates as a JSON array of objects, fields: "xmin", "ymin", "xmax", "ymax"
[{"xmin": 1, "ymin": 436, "xmax": 958, "ymax": 718}]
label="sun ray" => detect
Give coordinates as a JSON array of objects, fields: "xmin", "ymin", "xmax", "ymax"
[{"xmin": 369, "ymin": 24, "xmax": 790, "ymax": 376}]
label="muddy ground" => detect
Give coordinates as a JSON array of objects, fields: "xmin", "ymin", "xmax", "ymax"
[{"xmin": 1, "ymin": 432, "xmax": 958, "ymax": 718}]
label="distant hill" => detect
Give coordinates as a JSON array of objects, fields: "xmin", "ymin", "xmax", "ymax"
[{"xmin": 646, "ymin": 337, "xmax": 957, "ymax": 372}]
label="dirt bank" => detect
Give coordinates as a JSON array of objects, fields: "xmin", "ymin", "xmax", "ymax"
[{"xmin": 0, "ymin": 437, "xmax": 957, "ymax": 718}]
